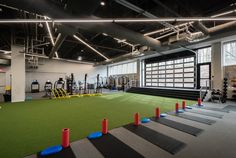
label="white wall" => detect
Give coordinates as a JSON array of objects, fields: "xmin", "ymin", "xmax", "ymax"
[{"xmin": 25, "ymin": 59, "xmax": 107, "ymax": 92}]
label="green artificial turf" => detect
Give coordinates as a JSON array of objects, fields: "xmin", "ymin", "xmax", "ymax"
[{"xmin": 0, "ymin": 92, "xmax": 195, "ymax": 158}]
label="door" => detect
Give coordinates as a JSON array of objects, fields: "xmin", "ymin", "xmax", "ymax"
[{"xmin": 197, "ymin": 63, "xmax": 211, "ymax": 89}]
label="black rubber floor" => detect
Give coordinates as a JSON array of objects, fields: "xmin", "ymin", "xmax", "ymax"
[
  {"xmin": 37, "ymin": 147, "xmax": 76, "ymax": 158},
  {"xmin": 175, "ymin": 113, "xmax": 216, "ymax": 125},
  {"xmin": 186, "ymin": 110, "xmax": 223, "ymax": 119},
  {"xmin": 89, "ymin": 133, "xmax": 144, "ymax": 158},
  {"xmin": 124, "ymin": 124, "xmax": 186, "ymax": 155},
  {"xmin": 223, "ymin": 105, "xmax": 236, "ymax": 111},
  {"xmin": 151, "ymin": 117, "xmax": 203, "ymax": 136}
]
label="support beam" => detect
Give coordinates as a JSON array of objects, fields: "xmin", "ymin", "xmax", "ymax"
[
  {"xmin": 49, "ymin": 33, "xmax": 67, "ymax": 59},
  {"xmin": 114, "ymin": 0, "xmax": 177, "ymax": 32}
]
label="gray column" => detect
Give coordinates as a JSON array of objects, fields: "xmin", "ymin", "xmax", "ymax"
[
  {"xmin": 11, "ymin": 45, "xmax": 25, "ymax": 102},
  {"xmin": 211, "ymin": 42, "xmax": 223, "ymax": 90},
  {"xmin": 136, "ymin": 59, "xmax": 141, "ymax": 87}
]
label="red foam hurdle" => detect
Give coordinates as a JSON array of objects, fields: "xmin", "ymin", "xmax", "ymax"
[
  {"xmin": 175, "ymin": 103, "xmax": 179, "ymax": 113},
  {"xmin": 198, "ymin": 98, "xmax": 202, "ymax": 106},
  {"xmin": 62, "ymin": 128, "xmax": 70, "ymax": 148},
  {"xmin": 155, "ymin": 107, "xmax": 160, "ymax": 118},
  {"xmin": 182, "ymin": 100, "xmax": 186, "ymax": 110},
  {"xmin": 102, "ymin": 119, "xmax": 108, "ymax": 134},
  {"xmin": 134, "ymin": 113, "xmax": 140, "ymax": 126}
]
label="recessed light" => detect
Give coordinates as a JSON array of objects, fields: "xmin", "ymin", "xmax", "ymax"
[
  {"xmin": 100, "ymin": 1, "xmax": 105, "ymax": 6},
  {"xmin": 102, "ymin": 33, "xmax": 108, "ymax": 36},
  {"xmin": 77, "ymin": 56, "xmax": 82, "ymax": 61}
]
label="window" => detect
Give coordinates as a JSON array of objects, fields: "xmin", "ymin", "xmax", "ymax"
[
  {"xmin": 108, "ymin": 61, "xmax": 137, "ymax": 75},
  {"xmin": 223, "ymin": 41, "xmax": 236, "ymax": 66},
  {"xmin": 197, "ymin": 47, "xmax": 211, "ymax": 63},
  {"xmin": 145, "ymin": 56, "xmax": 195, "ymax": 88}
]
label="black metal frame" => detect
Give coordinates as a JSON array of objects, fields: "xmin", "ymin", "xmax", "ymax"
[{"xmin": 197, "ymin": 62, "xmax": 211, "ymax": 89}]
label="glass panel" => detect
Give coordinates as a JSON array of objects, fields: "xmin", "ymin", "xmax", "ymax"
[
  {"xmin": 166, "ymin": 83, "xmax": 174, "ymax": 87},
  {"xmin": 152, "ymin": 83, "xmax": 158, "ymax": 86},
  {"xmin": 152, "ymin": 79, "xmax": 158, "ymax": 82},
  {"xmin": 166, "ymin": 70, "xmax": 174, "ymax": 73},
  {"xmin": 166, "ymin": 74, "xmax": 173, "ymax": 78},
  {"xmin": 175, "ymin": 64, "xmax": 183, "ymax": 68},
  {"xmin": 184, "ymin": 73, "xmax": 194, "ymax": 77},
  {"xmin": 166, "ymin": 79, "xmax": 173, "ymax": 82},
  {"xmin": 184, "ymin": 62, "xmax": 194, "ymax": 67},
  {"xmin": 200, "ymin": 79, "xmax": 210, "ymax": 87},
  {"xmin": 146, "ymin": 83, "xmax": 151, "ymax": 86},
  {"xmin": 184, "ymin": 68, "xmax": 194, "ymax": 72},
  {"xmin": 197, "ymin": 47, "xmax": 211, "ymax": 63},
  {"xmin": 175, "ymin": 69, "xmax": 183, "ymax": 73},
  {"xmin": 223, "ymin": 41, "xmax": 236, "ymax": 66},
  {"xmin": 174, "ymin": 74, "xmax": 183, "ymax": 77},
  {"xmin": 184, "ymin": 78, "xmax": 194, "ymax": 82},
  {"xmin": 166, "ymin": 65, "xmax": 173, "ymax": 69},
  {"xmin": 175, "ymin": 78, "xmax": 183, "ymax": 82},
  {"xmin": 184, "ymin": 83, "xmax": 194, "ymax": 87},
  {"xmin": 175, "ymin": 83, "xmax": 183, "ymax": 87},
  {"xmin": 159, "ymin": 62, "xmax": 165, "ymax": 66},
  {"xmin": 166, "ymin": 61, "xmax": 173, "ymax": 65},
  {"xmin": 200, "ymin": 65, "xmax": 209, "ymax": 78}
]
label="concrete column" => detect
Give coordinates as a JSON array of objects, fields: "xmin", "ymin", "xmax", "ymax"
[
  {"xmin": 136, "ymin": 59, "xmax": 141, "ymax": 87},
  {"xmin": 211, "ymin": 42, "xmax": 223, "ymax": 90},
  {"xmin": 11, "ymin": 45, "xmax": 25, "ymax": 102}
]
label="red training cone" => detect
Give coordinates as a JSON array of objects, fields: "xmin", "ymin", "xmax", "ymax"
[
  {"xmin": 62, "ymin": 128, "xmax": 70, "ymax": 148},
  {"xmin": 175, "ymin": 103, "xmax": 179, "ymax": 113},
  {"xmin": 134, "ymin": 113, "xmax": 140, "ymax": 126},
  {"xmin": 102, "ymin": 119, "xmax": 108, "ymax": 134},
  {"xmin": 182, "ymin": 100, "xmax": 186, "ymax": 110},
  {"xmin": 155, "ymin": 107, "xmax": 160, "ymax": 118},
  {"xmin": 198, "ymin": 98, "xmax": 202, "ymax": 106}
]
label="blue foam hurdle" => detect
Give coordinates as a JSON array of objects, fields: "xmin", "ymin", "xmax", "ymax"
[
  {"xmin": 141, "ymin": 118, "xmax": 151, "ymax": 123},
  {"xmin": 87, "ymin": 131, "xmax": 102, "ymax": 139},
  {"xmin": 160, "ymin": 113, "xmax": 167, "ymax": 117},
  {"xmin": 186, "ymin": 106, "xmax": 193, "ymax": 109},
  {"xmin": 40, "ymin": 145, "xmax": 62, "ymax": 156},
  {"xmin": 178, "ymin": 109, "xmax": 184, "ymax": 113}
]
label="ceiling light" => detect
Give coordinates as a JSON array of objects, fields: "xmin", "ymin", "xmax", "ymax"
[
  {"xmin": 73, "ymin": 35, "xmax": 109, "ymax": 60},
  {"xmin": 77, "ymin": 56, "xmax": 82, "ymax": 61},
  {"xmin": 100, "ymin": 1, "xmax": 105, "ymax": 6},
  {"xmin": 38, "ymin": 23, "xmax": 43, "ymax": 28},
  {"xmin": 102, "ymin": 33, "xmax": 108, "ymax": 36}
]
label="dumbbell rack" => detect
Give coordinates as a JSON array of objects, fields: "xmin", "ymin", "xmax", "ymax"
[
  {"xmin": 231, "ymin": 79, "xmax": 236, "ymax": 100},
  {"xmin": 222, "ymin": 78, "xmax": 228, "ymax": 103}
]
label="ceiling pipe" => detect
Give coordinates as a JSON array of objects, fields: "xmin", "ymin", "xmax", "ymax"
[
  {"xmin": 0, "ymin": 0, "xmax": 162, "ymax": 52},
  {"xmin": 192, "ymin": 21, "xmax": 210, "ymax": 35},
  {"xmin": 97, "ymin": 20, "xmax": 236, "ymax": 65}
]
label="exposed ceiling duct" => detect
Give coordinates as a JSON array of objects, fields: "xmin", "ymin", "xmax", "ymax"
[{"xmin": 0, "ymin": 0, "xmax": 162, "ymax": 54}]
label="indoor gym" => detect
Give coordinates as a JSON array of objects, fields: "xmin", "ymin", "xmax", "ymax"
[{"xmin": 0, "ymin": 0, "xmax": 236, "ymax": 158}]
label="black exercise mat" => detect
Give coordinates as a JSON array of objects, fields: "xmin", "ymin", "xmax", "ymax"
[
  {"xmin": 150, "ymin": 117, "xmax": 203, "ymax": 136},
  {"xmin": 175, "ymin": 113, "xmax": 216, "ymax": 125},
  {"xmin": 185, "ymin": 110, "xmax": 223, "ymax": 119},
  {"xmin": 89, "ymin": 133, "xmax": 144, "ymax": 158},
  {"xmin": 37, "ymin": 146, "xmax": 76, "ymax": 158},
  {"xmin": 223, "ymin": 105, "xmax": 236, "ymax": 111},
  {"xmin": 124, "ymin": 124, "xmax": 186, "ymax": 155},
  {"xmin": 193, "ymin": 106, "xmax": 229, "ymax": 113}
]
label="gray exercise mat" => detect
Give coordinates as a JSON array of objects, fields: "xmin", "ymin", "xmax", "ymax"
[{"xmin": 185, "ymin": 110, "xmax": 223, "ymax": 119}]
